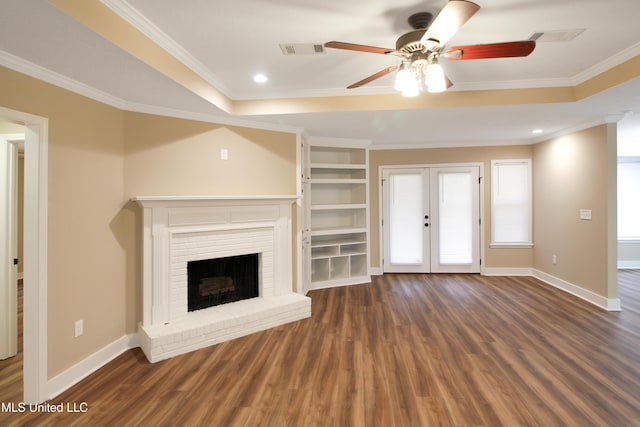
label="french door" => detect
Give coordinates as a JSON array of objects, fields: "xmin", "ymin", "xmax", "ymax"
[{"xmin": 382, "ymin": 166, "xmax": 480, "ymax": 273}]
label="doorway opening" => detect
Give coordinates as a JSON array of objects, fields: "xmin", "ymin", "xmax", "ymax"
[{"xmin": 0, "ymin": 107, "xmax": 48, "ymax": 403}]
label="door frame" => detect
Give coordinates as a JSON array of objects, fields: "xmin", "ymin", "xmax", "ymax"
[
  {"xmin": 379, "ymin": 162, "xmax": 485, "ymax": 274},
  {"xmin": 0, "ymin": 107, "xmax": 48, "ymax": 403}
]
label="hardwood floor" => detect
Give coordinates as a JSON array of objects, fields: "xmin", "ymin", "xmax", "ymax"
[{"xmin": 2, "ymin": 273, "xmax": 640, "ymax": 426}]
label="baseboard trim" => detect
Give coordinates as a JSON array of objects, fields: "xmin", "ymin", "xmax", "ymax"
[
  {"xmin": 482, "ymin": 267, "xmax": 533, "ymax": 276},
  {"xmin": 369, "ymin": 267, "xmax": 383, "ymax": 276},
  {"xmin": 618, "ymin": 261, "xmax": 640, "ymax": 269},
  {"xmin": 532, "ymin": 269, "xmax": 621, "ymax": 312},
  {"xmin": 47, "ymin": 333, "xmax": 140, "ymax": 399}
]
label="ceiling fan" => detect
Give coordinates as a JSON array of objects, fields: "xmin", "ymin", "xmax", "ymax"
[{"xmin": 324, "ymin": 0, "xmax": 536, "ymax": 96}]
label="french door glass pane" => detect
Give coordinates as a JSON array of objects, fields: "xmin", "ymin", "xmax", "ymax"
[
  {"xmin": 390, "ymin": 174, "xmax": 423, "ymax": 264},
  {"xmin": 438, "ymin": 172, "xmax": 472, "ymax": 264}
]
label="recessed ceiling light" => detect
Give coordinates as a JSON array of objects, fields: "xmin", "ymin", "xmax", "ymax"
[
  {"xmin": 532, "ymin": 129, "xmax": 543, "ymax": 134},
  {"xmin": 253, "ymin": 74, "xmax": 268, "ymax": 83}
]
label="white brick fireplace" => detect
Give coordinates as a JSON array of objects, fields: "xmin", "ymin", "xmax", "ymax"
[{"xmin": 134, "ymin": 196, "xmax": 311, "ymax": 362}]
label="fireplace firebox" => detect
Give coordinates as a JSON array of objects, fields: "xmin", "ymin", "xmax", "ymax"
[{"xmin": 187, "ymin": 253, "xmax": 259, "ymax": 312}]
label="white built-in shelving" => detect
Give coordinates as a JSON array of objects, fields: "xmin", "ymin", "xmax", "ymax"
[{"xmin": 303, "ymin": 140, "xmax": 370, "ymax": 290}]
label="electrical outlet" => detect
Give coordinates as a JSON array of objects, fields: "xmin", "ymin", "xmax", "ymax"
[
  {"xmin": 220, "ymin": 148, "xmax": 228, "ymax": 160},
  {"xmin": 74, "ymin": 320, "xmax": 83, "ymax": 337},
  {"xmin": 552, "ymin": 255, "xmax": 557, "ymax": 265}
]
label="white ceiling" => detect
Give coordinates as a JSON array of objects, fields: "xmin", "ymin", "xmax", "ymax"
[{"xmin": 1, "ymin": 0, "xmax": 640, "ymax": 146}]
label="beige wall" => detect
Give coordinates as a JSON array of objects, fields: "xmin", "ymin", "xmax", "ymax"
[
  {"xmin": 1, "ymin": 66, "xmax": 127, "ymax": 377},
  {"xmin": 532, "ymin": 125, "xmax": 617, "ymax": 298},
  {"xmin": 369, "ymin": 144, "xmax": 534, "ymax": 270},
  {"xmin": 0, "ymin": 66, "xmax": 299, "ymax": 378},
  {"xmin": 122, "ymin": 113, "xmax": 299, "ymax": 328},
  {"xmin": 123, "ymin": 113, "xmax": 297, "ymax": 197}
]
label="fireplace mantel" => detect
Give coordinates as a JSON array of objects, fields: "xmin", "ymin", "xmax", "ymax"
[
  {"xmin": 134, "ymin": 195, "xmax": 300, "ymax": 207},
  {"xmin": 134, "ymin": 195, "xmax": 310, "ymax": 362}
]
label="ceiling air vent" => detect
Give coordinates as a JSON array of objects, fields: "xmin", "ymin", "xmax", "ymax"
[
  {"xmin": 529, "ymin": 29, "xmax": 586, "ymax": 43},
  {"xmin": 279, "ymin": 43, "xmax": 325, "ymax": 55}
]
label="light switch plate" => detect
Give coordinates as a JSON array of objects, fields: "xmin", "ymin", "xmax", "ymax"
[{"xmin": 579, "ymin": 209, "xmax": 592, "ymax": 220}]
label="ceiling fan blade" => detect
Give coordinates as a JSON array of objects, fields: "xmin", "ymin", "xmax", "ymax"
[
  {"xmin": 347, "ymin": 65, "xmax": 399, "ymax": 89},
  {"xmin": 324, "ymin": 41, "xmax": 397, "ymax": 55},
  {"xmin": 444, "ymin": 40, "xmax": 536, "ymax": 60},
  {"xmin": 419, "ymin": 0, "xmax": 480, "ymax": 48}
]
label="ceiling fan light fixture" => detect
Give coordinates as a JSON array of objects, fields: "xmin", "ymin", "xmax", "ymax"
[
  {"xmin": 426, "ymin": 58, "xmax": 447, "ymax": 93},
  {"xmin": 394, "ymin": 62, "xmax": 411, "ymax": 91},
  {"xmin": 325, "ymin": 1, "xmax": 535, "ymax": 95},
  {"xmin": 395, "ymin": 64, "xmax": 420, "ymax": 97},
  {"xmin": 401, "ymin": 80, "xmax": 420, "ymax": 97}
]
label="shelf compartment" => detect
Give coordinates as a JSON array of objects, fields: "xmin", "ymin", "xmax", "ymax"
[
  {"xmin": 312, "ymin": 258, "xmax": 330, "ymax": 283},
  {"xmin": 311, "ymin": 233, "xmax": 367, "ymax": 248},
  {"xmin": 310, "ymin": 146, "xmax": 366, "ymax": 165},
  {"xmin": 340, "ymin": 243, "xmax": 367, "ymax": 256},
  {"xmin": 311, "ymin": 246, "xmax": 339, "ymax": 259},
  {"xmin": 311, "ymin": 204, "xmax": 367, "ymax": 211},
  {"xmin": 311, "ymin": 208, "xmax": 366, "ymax": 230},
  {"xmin": 310, "ymin": 163, "xmax": 366, "ymax": 170},
  {"xmin": 310, "ymin": 178, "xmax": 367, "ymax": 185},
  {"xmin": 310, "ymin": 183, "xmax": 366, "ymax": 205},
  {"xmin": 331, "ymin": 256, "xmax": 350, "ymax": 280},
  {"xmin": 350, "ymin": 254, "xmax": 367, "ymax": 277},
  {"xmin": 310, "ymin": 227, "xmax": 367, "ymax": 237},
  {"xmin": 310, "ymin": 167, "xmax": 366, "ymax": 180}
]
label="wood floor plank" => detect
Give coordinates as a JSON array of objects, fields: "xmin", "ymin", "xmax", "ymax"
[{"xmin": 2, "ymin": 272, "xmax": 640, "ymax": 426}]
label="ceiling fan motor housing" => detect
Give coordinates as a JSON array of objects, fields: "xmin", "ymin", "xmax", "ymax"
[{"xmin": 396, "ymin": 30, "xmax": 428, "ymax": 54}]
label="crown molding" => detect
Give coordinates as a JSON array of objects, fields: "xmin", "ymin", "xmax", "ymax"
[
  {"xmin": 124, "ymin": 101, "xmax": 304, "ymax": 135},
  {"xmin": 0, "ymin": 49, "xmax": 302, "ymax": 136},
  {"xmin": 0, "ymin": 50, "xmax": 127, "ymax": 109},
  {"xmin": 573, "ymin": 41, "xmax": 640, "ymax": 85},
  {"xmin": 307, "ymin": 135, "xmax": 372, "ymax": 146},
  {"xmin": 452, "ymin": 78, "xmax": 573, "ymax": 92},
  {"xmin": 100, "ymin": 0, "xmax": 233, "ymax": 98},
  {"xmin": 370, "ymin": 115, "xmax": 626, "ymax": 149},
  {"xmin": 530, "ymin": 117, "xmax": 615, "ymax": 144},
  {"xmin": 369, "ymin": 138, "xmax": 533, "ymax": 150}
]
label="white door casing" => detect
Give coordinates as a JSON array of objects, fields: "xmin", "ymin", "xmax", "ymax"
[{"xmin": 382, "ymin": 165, "xmax": 481, "ymax": 273}]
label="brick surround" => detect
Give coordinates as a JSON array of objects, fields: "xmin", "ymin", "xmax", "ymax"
[{"xmin": 134, "ymin": 196, "xmax": 311, "ymax": 362}]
